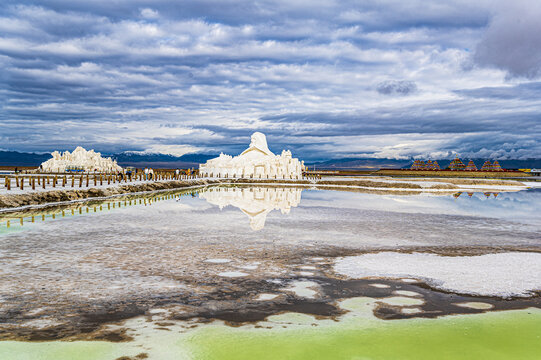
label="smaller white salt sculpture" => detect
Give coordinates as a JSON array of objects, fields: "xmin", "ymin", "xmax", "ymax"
[
  {"xmin": 200, "ymin": 186, "xmax": 302, "ymax": 230},
  {"xmin": 199, "ymin": 132, "xmax": 304, "ymax": 179},
  {"xmin": 40, "ymin": 146, "xmax": 123, "ymax": 172}
]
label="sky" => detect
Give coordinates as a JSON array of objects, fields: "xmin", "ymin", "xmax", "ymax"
[{"xmin": 1, "ymin": 0, "xmax": 540, "ymax": 161}]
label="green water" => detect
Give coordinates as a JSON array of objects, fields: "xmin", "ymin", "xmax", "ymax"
[
  {"xmin": 2, "ymin": 298, "xmax": 540, "ymax": 360},
  {"xmin": 188, "ymin": 300, "xmax": 541, "ymax": 360}
]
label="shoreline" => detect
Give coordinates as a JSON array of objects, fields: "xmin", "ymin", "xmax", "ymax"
[{"xmin": 0, "ymin": 177, "xmax": 531, "ymax": 211}]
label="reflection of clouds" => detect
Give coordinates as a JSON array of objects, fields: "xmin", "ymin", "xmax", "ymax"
[
  {"xmin": 200, "ymin": 187, "xmax": 302, "ymax": 230},
  {"xmin": 302, "ymin": 189, "xmax": 541, "ymax": 226}
]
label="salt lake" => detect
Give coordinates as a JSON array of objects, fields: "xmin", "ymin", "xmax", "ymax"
[{"xmin": 1, "ymin": 185, "xmax": 540, "ymax": 359}]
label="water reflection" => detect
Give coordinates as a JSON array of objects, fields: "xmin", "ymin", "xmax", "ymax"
[{"xmin": 199, "ymin": 186, "xmax": 302, "ymax": 230}]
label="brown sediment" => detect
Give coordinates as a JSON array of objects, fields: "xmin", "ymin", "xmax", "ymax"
[
  {"xmin": 2, "ymin": 244, "xmax": 540, "ymax": 342},
  {"xmin": 115, "ymin": 354, "xmax": 148, "ymax": 360}
]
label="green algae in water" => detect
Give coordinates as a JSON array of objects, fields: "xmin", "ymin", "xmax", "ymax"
[
  {"xmin": 188, "ymin": 307, "xmax": 541, "ymax": 360},
  {"xmin": 1, "ymin": 305, "xmax": 540, "ymax": 360}
]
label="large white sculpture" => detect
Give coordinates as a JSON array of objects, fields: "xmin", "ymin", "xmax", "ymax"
[
  {"xmin": 199, "ymin": 132, "xmax": 304, "ymax": 179},
  {"xmin": 40, "ymin": 146, "xmax": 123, "ymax": 172},
  {"xmin": 200, "ymin": 186, "xmax": 303, "ymax": 230}
]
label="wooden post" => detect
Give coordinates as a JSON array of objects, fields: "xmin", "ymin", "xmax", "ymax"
[
  {"xmin": 71, "ymin": 176, "xmax": 75, "ymax": 187},
  {"xmin": 32, "ymin": 177, "xmax": 35, "ymax": 190},
  {"xmin": 16, "ymin": 176, "xmax": 19, "ymax": 187},
  {"xmin": 62, "ymin": 176, "xmax": 66, "ymax": 187},
  {"xmin": 94, "ymin": 175, "xmax": 97, "ymax": 186},
  {"xmin": 100, "ymin": 174, "xmax": 103, "ymax": 186},
  {"xmin": 108, "ymin": 175, "xmax": 111, "ymax": 185},
  {"xmin": 86, "ymin": 174, "xmax": 89, "ymax": 187},
  {"xmin": 79, "ymin": 175, "xmax": 83, "ymax": 187},
  {"xmin": 20, "ymin": 177, "xmax": 24, "ymax": 190},
  {"xmin": 53, "ymin": 175, "xmax": 57, "ymax": 188}
]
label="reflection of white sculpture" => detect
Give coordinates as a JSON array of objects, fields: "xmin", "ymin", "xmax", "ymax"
[
  {"xmin": 200, "ymin": 186, "xmax": 302, "ymax": 230},
  {"xmin": 199, "ymin": 132, "xmax": 304, "ymax": 179},
  {"xmin": 40, "ymin": 147, "xmax": 122, "ymax": 172}
]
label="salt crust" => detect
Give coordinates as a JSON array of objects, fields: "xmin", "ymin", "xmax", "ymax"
[
  {"xmin": 255, "ymin": 293, "xmax": 279, "ymax": 301},
  {"xmin": 370, "ymin": 284, "xmax": 390, "ymax": 289},
  {"xmin": 455, "ymin": 302, "xmax": 494, "ymax": 310},
  {"xmin": 283, "ymin": 281, "xmax": 319, "ymax": 298},
  {"xmin": 218, "ymin": 271, "xmax": 248, "ymax": 277},
  {"xmin": 204, "ymin": 258, "xmax": 231, "ymax": 263},
  {"xmin": 334, "ymin": 252, "xmax": 541, "ymax": 297}
]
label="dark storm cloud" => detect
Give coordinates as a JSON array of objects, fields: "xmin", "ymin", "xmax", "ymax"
[
  {"xmin": 0, "ymin": 0, "xmax": 540, "ymax": 160},
  {"xmin": 376, "ymin": 80, "xmax": 417, "ymax": 95},
  {"xmin": 473, "ymin": 1, "xmax": 541, "ymax": 79}
]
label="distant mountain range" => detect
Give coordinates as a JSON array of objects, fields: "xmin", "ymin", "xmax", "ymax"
[{"xmin": 1, "ymin": 150, "xmax": 539, "ymax": 170}]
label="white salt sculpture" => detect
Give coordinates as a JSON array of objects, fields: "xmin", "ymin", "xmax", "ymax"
[
  {"xmin": 200, "ymin": 186, "xmax": 302, "ymax": 230},
  {"xmin": 199, "ymin": 132, "xmax": 304, "ymax": 179},
  {"xmin": 40, "ymin": 146, "xmax": 123, "ymax": 172}
]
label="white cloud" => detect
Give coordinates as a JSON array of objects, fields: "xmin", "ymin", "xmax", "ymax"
[{"xmin": 140, "ymin": 8, "xmax": 159, "ymax": 19}]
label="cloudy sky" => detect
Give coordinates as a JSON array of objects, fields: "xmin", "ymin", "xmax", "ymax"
[{"xmin": 1, "ymin": 0, "xmax": 540, "ymax": 161}]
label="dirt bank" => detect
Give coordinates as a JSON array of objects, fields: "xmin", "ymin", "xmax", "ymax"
[{"xmin": 0, "ymin": 180, "xmax": 219, "ymax": 210}]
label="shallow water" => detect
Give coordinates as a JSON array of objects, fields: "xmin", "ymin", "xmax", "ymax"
[{"xmin": 0, "ymin": 186, "xmax": 540, "ymax": 358}]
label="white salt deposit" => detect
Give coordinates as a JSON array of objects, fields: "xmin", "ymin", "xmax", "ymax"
[
  {"xmin": 255, "ymin": 293, "xmax": 279, "ymax": 301},
  {"xmin": 400, "ymin": 278, "xmax": 419, "ymax": 283},
  {"xmin": 239, "ymin": 263, "xmax": 259, "ymax": 270},
  {"xmin": 369, "ymin": 283, "xmax": 390, "ymax": 289},
  {"xmin": 283, "ymin": 281, "xmax": 319, "ymax": 298},
  {"xmin": 393, "ymin": 290, "xmax": 421, "ymax": 297},
  {"xmin": 334, "ymin": 252, "xmax": 541, "ymax": 297},
  {"xmin": 455, "ymin": 302, "xmax": 494, "ymax": 310},
  {"xmin": 401, "ymin": 307, "xmax": 423, "ymax": 314},
  {"xmin": 378, "ymin": 296, "xmax": 424, "ymax": 306},
  {"xmin": 204, "ymin": 258, "xmax": 231, "ymax": 263},
  {"xmin": 218, "ymin": 271, "xmax": 248, "ymax": 278},
  {"xmin": 41, "ymin": 146, "xmax": 122, "ymax": 172}
]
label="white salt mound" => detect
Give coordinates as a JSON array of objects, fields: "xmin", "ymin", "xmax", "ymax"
[{"xmin": 334, "ymin": 252, "xmax": 541, "ymax": 297}]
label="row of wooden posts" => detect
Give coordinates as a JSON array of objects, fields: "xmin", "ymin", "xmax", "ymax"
[
  {"xmin": 2, "ymin": 172, "xmax": 200, "ymax": 191},
  {"xmin": 1, "ymin": 190, "xmax": 200, "ymax": 228}
]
